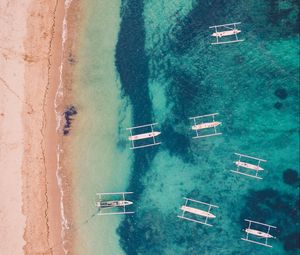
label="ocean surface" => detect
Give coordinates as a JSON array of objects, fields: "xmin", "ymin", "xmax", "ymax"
[{"xmin": 70, "ymin": 0, "xmax": 299, "ymax": 255}]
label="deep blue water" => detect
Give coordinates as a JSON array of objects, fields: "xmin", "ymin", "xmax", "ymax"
[{"xmin": 115, "ymin": 1, "xmax": 299, "ymax": 254}]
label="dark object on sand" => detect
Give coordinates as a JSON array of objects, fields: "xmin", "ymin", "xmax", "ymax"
[{"xmin": 63, "ymin": 105, "xmax": 77, "ymax": 135}]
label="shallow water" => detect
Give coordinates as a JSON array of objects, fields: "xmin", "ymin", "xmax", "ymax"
[{"xmin": 70, "ymin": 1, "xmax": 131, "ymax": 255}]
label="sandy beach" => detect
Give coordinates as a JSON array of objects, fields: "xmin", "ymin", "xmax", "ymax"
[{"xmin": 0, "ymin": 0, "xmax": 71, "ymax": 254}]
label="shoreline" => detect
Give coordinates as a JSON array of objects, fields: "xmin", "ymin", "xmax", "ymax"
[
  {"xmin": 55, "ymin": 0, "xmax": 83, "ymax": 254},
  {"xmin": 21, "ymin": 0, "xmax": 83, "ymax": 254}
]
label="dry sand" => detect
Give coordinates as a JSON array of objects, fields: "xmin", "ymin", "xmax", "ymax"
[
  {"xmin": 0, "ymin": 0, "xmax": 26, "ymax": 252},
  {"xmin": 0, "ymin": 0, "xmax": 70, "ymax": 254}
]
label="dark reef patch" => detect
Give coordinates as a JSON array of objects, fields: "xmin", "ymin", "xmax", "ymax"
[
  {"xmin": 266, "ymin": 0, "xmax": 300, "ymax": 37},
  {"xmin": 233, "ymin": 54, "xmax": 246, "ymax": 65},
  {"xmin": 118, "ymin": 206, "xmax": 216, "ymax": 255},
  {"xmin": 160, "ymin": 122, "xmax": 192, "ymax": 163},
  {"xmin": 274, "ymin": 101, "xmax": 283, "ymax": 109},
  {"xmin": 118, "ymin": 208, "xmax": 169, "ymax": 255},
  {"xmin": 241, "ymin": 188, "xmax": 300, "ymax": 252},
  {"xmin": 115, "ymin": 0, "xmax": 159, "ymax": 198},
  {"xmin": 166, "ymin": 71, "xmax": 208, "ymax": 119},
  {"xmin": 275, "ymin": 88, "xmax": 288, "ymax": 99},
  {"xmin": 115, "ymin": 0, "xmax": 151, "ymax": 123},
  {"xmin": 63, "ymin": 105, "xmax": 77, "ymax": 136},
  {"xmin": 117, "ymin": 149, "xmax": 159, "ymax": 255},
  {"xmin": 247, "ymin": 0, "xmax": 300, "ymax": 41},
  {"xmin": 283, "ymin": 169, "xmax": 299, "ymax": 186},
  {"xmin": 284, "ymin": 232, "xmax": 300, "ymax": 251}
]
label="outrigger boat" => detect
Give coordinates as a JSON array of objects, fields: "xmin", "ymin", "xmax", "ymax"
[
  {"xmin": 96, "ymin": 192, "xmax": 134, "ymax": 216},
  {"xmin": 127, "ymin": 122, "xmax": 161, "ymax": 149},
  {"xmin": 209, "ymin": 22, "xmax": 244, "ymax": 45},
  {"xmin": 189, "ymin": 113, "xmax": 222, "ymax": 139},
  {"xmin": 231, "ymin": 153, "xmax": 267, "ymax": 179},
  {"xmin": 178, "ymin": 197, "xmax": 218, "ymax": 227},
  {"xmin": 241, "ymin": 219, "xmax": 277, "ymax": 248}
]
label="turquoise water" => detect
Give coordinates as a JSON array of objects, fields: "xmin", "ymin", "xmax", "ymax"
[
  {"xmin": 116, "ymin": 0, "xmax": 299, "ymax": 255},
  {"xmin": 70, "ymin": 0, "xmax": 299, "ymax": 254}
]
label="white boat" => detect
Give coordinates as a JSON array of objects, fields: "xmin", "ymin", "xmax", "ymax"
[
  {"xmin": 181, "ymin": 205, "xmax": 216, "ymax": 218},
  {"xmin": 212, "ymin": 29, "xmax": 241, "ymax": 38},
  {"xmin": 192, "ymin": 121, "xmax": 221, "ymax": 130},
  {"xmin": 128, "ymin": 131, "xmax": 161, "ymax": 141},
  {"xmin": 245, "ymin": 228, "xmax": 273, "ymax": 238},
  {"xmin": 97, "ymin": 200, "xmax": 133, "ymax": 209},
  {"xmin": 235, "ymin": 161, "xmax": 264, "ymax": 171}
]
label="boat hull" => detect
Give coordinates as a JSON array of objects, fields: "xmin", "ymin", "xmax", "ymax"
[
  {"xmin": 235, "ymin": 161, "xmax": 263, "ymax": 171},
  {"xmin": 97, "ymin": 200, "xmax": 133, "ymax": 209},
  {"xmin": 128, "ymin": 131, "xmax": 161, "ymax": 141},
  {"xmin": 212, "ymin": 29, "xmax": 241, "ymax": 37},
  {"xmin": 192, "ymin": 121, "xmax": 221, "ymax": 130},
  {"xmin": 245, "ymin": 228, "xmax": 273, "ymax": 238},
  {"xmin": 181, "ymin": 205, "xmax": 215, "ymax": 218}
]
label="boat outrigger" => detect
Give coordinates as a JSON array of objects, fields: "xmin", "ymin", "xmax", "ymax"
[
  {"xmin": 209, "ymin": 22, "xmax": 244, "ymax": 45},
  {"xmin": 96, "ymin": 192, "xmax": 134, "ymax": 216},
  {"xmin": 231, "ymin": 153, "xmax": 267, "ymax": 179},
  {"xmin": 241, "ymin": 219, "xmax": 277, "ymax": 248},
  {"xmin": 178, "ymin": 197, "xmax": 218, "ymax": 227},
  {"xmin": 127, "ymin": 123, "xmax": 161, "ymax": 149},
  {"xmin": 189, "ymin": 113, "xmax": 222, "ymax": 139}
]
